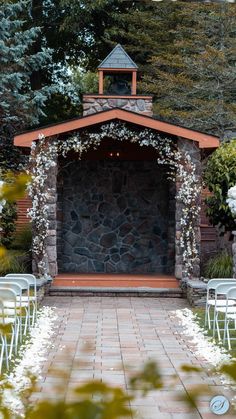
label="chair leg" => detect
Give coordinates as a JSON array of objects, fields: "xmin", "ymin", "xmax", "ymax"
[
  {"xmin": 23, "ymin": 308, "xmax": 29, "ymax": 335},
  {"xmin": 14, "ymin": 319, "xmax": 19, "ymax": 355},
  {"xmin": 0, "ymin": 336, "xmax": 5, "ymax": 374},
  {"xmin": 8, "ymin": 327, "xmax": 14, "ymax": 360},
  {"xmin": 31, "ymin": 302, "xmax": 36, "ymax": 327},
  {"xmin": 4, "ymin": 335, "xmax": 9, "ymax": 370},
  {"xmin": 216, "ymin": 312, "xmax": 221, "ymax": 341},
  {"xmin": 204, "ymin": 304, "xmax": 208, "ymax": 327},
  {"xmin": 227, "ymin": 320, "xmax": 231, "ymax": 350},
  {"xmin": 207, "ymin": 306, "xmax": 212, "ymax": 329},
  {"xmin": 223, "ymin": 315, "xmax": 227, "ymax": 343}
]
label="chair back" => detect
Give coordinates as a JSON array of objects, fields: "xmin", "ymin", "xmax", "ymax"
[
  {"xmin": 206, "ymin": 279, "xmax": 236, "ymax": 298},
  {"xmin": 6, "ymin": 274, "xmax": 37, "ymax": 296},
  {"xmin": 226, "ymin": 287, "xmax": 236, "ymax": 301},
  {"xmin": 0, "ymin": 287, "xmax": 17, "ymax": 304},
  {"xmin": 0, "ymin": 282, "xmax": 22, "ymax": 296},
  {"xmin": 0, "ymin": 277, "xmax": 29, "ymax": 294},
  {"xmin": 215, "ymin": 282, "xmax": 236, "ymax": 297}
]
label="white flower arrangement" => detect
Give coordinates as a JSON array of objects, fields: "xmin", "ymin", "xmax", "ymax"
[
  {"xmin": 1, "ymin": 306, "xmax": 58, "ymax": 417},
  {"xmin": 28, "ymin": 122, "xmax": 201, "ymax": 278},
  {"xmin": 0, "ymin": 180, "xmax": 6, "ymax": 215},
  {"xmin": 227, "ymin": 185, "xmax": 236, "ymax": 217}
]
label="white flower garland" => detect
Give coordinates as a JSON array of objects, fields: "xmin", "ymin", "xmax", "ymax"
[
  {"xmin": 28, "ymin": 122, "xmax": 201, "ymax": 278},
  {"xmin": 0, "ymin": 180, "xmax": 6, "ymax": 216},
  {"xmin": 1, "ymin": 306, "xmax": 58, "ymax": 417},
  {"xmin": 227, "ymin": 185, "xmax": 236, "ymax": 218}
]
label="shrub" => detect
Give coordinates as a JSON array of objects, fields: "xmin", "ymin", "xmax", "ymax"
[
  {"xmin": 204, "ymin": 139, "xmax": 236, "ymax": 232},
  {"xmin": 11, "ymin": 225, "xmax": 32, "ymax": 252},
  {"xmin": 0, "ymin": 202, "xmax": 17, "ymax": 248},
  {"xmin": 0, "ymin": 250, "xmax": 28, "ymax": 276},
  {"xmin": 204, "ymin": 250, "xmax": 233, "ymax": 279}
]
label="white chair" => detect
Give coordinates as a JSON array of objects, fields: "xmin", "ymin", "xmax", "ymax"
[
  {"xmin": 0, "ymin": 279, "xmax": 30, "ymax": 340},
  {"xmin": 0, "ymin": 299, "xmax": 9, "ymax": 372},
  {"xmin": 6, "ymin": 274, "xmax": 37, "ymax": 326},
  {"xmin": 0, "ymin": 288, "xmax": 19, "ymax": 361},
  {"xmin": 205, "ymin": 278, "xmax": 236, "ymax": 329},
  {"xmin": 212, "ymin": 282, "xmax": 236, "ymax": 340},
  {"xmin": 215, "ymin": 287, "xmax": 236, "ymax": 349}
]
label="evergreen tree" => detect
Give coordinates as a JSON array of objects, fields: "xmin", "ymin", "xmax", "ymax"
[
  {"xmin": 105, "ymin": 2, "xmax": 236, "ymax": 137},
  {"xmin": 0, "ymin": 0, "xmax": 54, "ymax": 171}
]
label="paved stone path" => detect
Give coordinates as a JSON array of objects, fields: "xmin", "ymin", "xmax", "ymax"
[{"xmin": 33, "ymin": 297, "xmax": 235, "ymax": 418}]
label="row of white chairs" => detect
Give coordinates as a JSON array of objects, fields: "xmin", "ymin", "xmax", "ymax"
[
  {"xmin": 205, "ymin": 278, "xmax": 236, "ymax": 349},
  {"xmin": 0, "ymin": 274, "xmax": 37, "ymax": 373}
]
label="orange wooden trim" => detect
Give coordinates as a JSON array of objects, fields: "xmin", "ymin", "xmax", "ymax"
[
  {"xmin": 14, "ymin": 108, "xmax": 219, "ymax": 149},
  {"xmin": 97, "ymin": 68, "xmax": 137, "ymax": 72},
  {"xmin": 131, "ymin": 71, "xmax": 137, "ymax": 95},
  {"xmin": 83, "ymin": 94, "xmax": 152, "ymax": 99},
  {"xmin": 98, "ymin": 70, "xmax": 103, "ymax": 94}
]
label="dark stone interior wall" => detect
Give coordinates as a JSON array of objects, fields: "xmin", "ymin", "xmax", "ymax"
[{"xmin": 57, "ymin": 160, "xmax": 175, "ymax": 274}]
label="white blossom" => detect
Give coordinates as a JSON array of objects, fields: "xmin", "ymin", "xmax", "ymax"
[
  {"xmin": 1, "ymin": 306, "xmax": 58, "ymax": 417},
  {"xmin": 227, "ymin": 185, "xmax": 236, "ymax": 217},
  {"xmin": 0, "ymin": 180, "xmax": 6, "ymax": 215}
]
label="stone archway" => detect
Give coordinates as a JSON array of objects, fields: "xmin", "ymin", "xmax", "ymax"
[{"xmin": 32, "ymin": 128, "xmax": 201, "ymax": 280}]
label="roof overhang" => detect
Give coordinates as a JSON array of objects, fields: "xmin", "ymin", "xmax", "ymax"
[{"xmin": 14, "ymin": 108, "xmax": 219, "ymax": 149}]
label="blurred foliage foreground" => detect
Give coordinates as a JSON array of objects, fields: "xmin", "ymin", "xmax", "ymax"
[{"xmin": 0, "ymin": 358, "xmax": 236, "ymax": 418}]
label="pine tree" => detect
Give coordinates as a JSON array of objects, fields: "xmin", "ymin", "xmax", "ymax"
[
  {"xmin": 0, "ymin": 0, "xmax": 54, "ymax": 171},
  {"xmin": 104, "ymin": 2, "xmax": 236, "ymax": 138}
]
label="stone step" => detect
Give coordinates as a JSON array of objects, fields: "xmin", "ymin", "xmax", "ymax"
[{"xmin": 49, "ymin": 286, "xmax": 183, "ymax": 298}]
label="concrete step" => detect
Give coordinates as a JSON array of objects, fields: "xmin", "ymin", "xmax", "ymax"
[{"xmin": 49, "ymin": 286, "xmax": 183, "ymax": 298}]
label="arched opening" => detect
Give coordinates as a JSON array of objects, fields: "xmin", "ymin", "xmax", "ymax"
[{"xmin": 57, "ymin": 138, "xmax": 175, "ymax": 274}]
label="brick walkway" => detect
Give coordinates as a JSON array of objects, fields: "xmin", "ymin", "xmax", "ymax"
[{"xmin": 33, "ymin": 297, "xmax": 235, "ymax": 418}]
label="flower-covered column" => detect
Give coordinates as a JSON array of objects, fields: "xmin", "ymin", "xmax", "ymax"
[
  {"xmin": 176, "ymin": 138, "xmax": 201, "ymax": 279},
  {"xmin": 28, "ymin": 136, "xmax": 58, "ymax": 278},
  {"xmin": 232, "ymin": 232, "xmax": 236, "ymax": 278},
  {"xmin": 227, "ymin": 186, "xmax": 236, "ymax": 278},
  {"xmin": 43, "ymin": 157, "xmax": 58, "ymax": 277}
]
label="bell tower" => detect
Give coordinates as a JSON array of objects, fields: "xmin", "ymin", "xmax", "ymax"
[{"xmin": 83, "ymin": 44, "xmax": 153, "ymax": 117}]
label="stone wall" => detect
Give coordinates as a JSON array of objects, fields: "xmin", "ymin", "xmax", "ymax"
[
  {"xmin": 175, "ymin": 138, "xmax": 201, "ymax": 279},
  {"xmin": 57, "ymin": 159, "xmax": 175, "ymax": 274},
  {"xmin": 181, "ymin": 279, "xmax": 207, "ymax": 307},
  {"xmin": 83, "ymin": 96, "xmax": 153, "ymax": 117}
]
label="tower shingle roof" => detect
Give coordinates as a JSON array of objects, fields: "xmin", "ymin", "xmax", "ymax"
[{"xmin": 98, "ymin": 44, "xmax": 138, "ymax": 69}]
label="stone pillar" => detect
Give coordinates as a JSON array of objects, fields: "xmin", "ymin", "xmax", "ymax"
[
  {"xmin": 44, "ymin": 157, "xmax": 58, "ymax": 277},
  {"xmin": 175, "ymin": 138, "xmax": 201, "ymax": 279},
  {"xmin": 233, "ymin": 231, "xmax": 236, "ymax": 278},
  {"xmin": 32, "ymin": 145, "xmax": 58, "ymax": 278}
]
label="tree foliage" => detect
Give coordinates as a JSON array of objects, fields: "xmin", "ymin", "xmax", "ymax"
[
  {"xmin": 103, "ymin": 2, "xmax": 236, "ymax": 137},
  {"xmin": 0, "ymin": 0, "xmax": 54, "ymax": 171},
  {"xmin": 204, "ymin": 139, "xmax": 236, "ymax": 231},
  {"xmin": 15, "ymin": 1, "xmax": 236, "ymax": 138}
]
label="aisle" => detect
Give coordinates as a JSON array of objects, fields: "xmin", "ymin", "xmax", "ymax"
[{"xmin": 32, "ymin": 296, "xmax": 234, "ymax": 419}]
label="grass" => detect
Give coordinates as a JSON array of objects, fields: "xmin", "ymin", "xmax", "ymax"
[
  {"xmin": 0, "ymin": 249, "xmax": 28, "ymax": 276},
  {"xmin": 203, "ymin": 250, "xmax": 233, "ymax": 279},
  {"xmin": 193, "ymin": 307, "xmax": 236, "ymax": 359}
]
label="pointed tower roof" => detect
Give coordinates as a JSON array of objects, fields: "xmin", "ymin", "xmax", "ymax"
[{"xmin": 98, "ymin": 44, "xmax": 138, "ymax": 69}]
